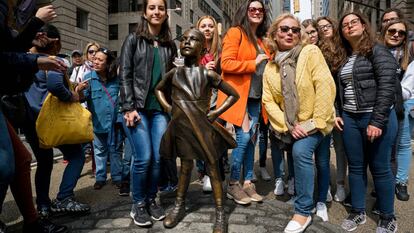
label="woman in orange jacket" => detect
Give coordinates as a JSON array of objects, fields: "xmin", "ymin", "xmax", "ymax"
[{"xmin": 217, "ymin": 0, "xmax": 270, "ymax": 205}]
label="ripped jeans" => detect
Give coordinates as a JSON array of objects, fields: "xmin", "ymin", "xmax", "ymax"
[{"xmin": 230, "ymin": 99, "xmax": 261, "ymax": 181}]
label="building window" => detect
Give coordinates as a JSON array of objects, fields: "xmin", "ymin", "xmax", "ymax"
[
  {"xmin": 175, "ymin": 0, "xmax": 182, "ymax": 15},
  {"xmin": 109, "ymin": 24, "xmax": 118, "ymax": 40},
  {"xmin": 190, "ymin": 9, "xmax": 194, "ymax": 23},
  {"xmin": 176, "ymin": 25, "xmax": 182, "ymax": 38},
  {"xmin": 76, "ymin": 8, "xmax": 89, "ymax": 30},
  {"xmin": 129, "ymin": 23, "xmax": 138, "ymax": 34},
  {"xmin": 109, "ymin": 0, "xmax": 119, "ymax": 13}
]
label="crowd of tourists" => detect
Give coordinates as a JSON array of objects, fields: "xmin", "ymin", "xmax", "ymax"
[{"xmin": 1, "ymin": 0, "xmax": 413, "ymax": 232}]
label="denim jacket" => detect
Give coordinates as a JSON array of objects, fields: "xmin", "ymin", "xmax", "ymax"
[{"xmin": 84, "ymin": 71, "xmax": 120, "ymax": 133}]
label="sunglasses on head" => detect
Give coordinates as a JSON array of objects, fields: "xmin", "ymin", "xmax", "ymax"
[
  {"xmin": 98, "ymin": 47, "xmax": 110, "ymax": 55},
  {"xmin": 279, "ymin": 25, "xmax": 301, "ymax": 34},
  {"xmin": 248, "ymin": 7, "xmax": 264, "ymax": 14},
  {"xmin": 387, "ymin": 28, "xmax": 407, "ymax": 38}
]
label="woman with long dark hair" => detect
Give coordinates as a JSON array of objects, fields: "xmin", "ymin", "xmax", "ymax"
[
  {"xmin": 217, "ymin": 0, "xmax": 270, "ymax": 205},
  {"xmin": 336, "ymin": 12, "xmax": 399, "ymax": 232},
  {"xmin": 119, "ymin": 0, "xmax": 176, "ymax": 227}
]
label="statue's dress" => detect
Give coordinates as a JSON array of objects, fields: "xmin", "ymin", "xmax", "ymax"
[{"xmin": 160, "ymin": 66, "xmax": 236, "ymax": 164}]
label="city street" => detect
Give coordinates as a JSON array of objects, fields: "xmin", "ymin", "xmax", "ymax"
[{"xmin": 1, "ymin": 145, "xmax": 413, "ymax": 233}]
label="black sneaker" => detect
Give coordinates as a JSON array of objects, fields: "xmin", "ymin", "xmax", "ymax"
[
  {"xmin": 51, "ymin": 197, "xmax": 90, "ymax": 215},
  {"xmin": 395, "ymin": 183, "xmax": 410, "ymax": 201},
  {"xmin": 341, "ymin": 212, "xmax": 366, "ymax": 232},
  {"xmin": 38, "ymin": 205, "xmax": 51, "ymax": 219},
  {"xmin": 119, "ymin": 182, "xmax": 130, "ymax": 196},
  {"xmin": 148, "ymin": 200, "xmax": 166, "ymax": 221},
  {"xmin": 376, "ymin": 217, "xmax": 397, "ymax": 233},
  {"xmin": 23, "ymin": 218, "xmax": 68, "ymax": 233},
  {"xmin": 130, "ymin": 202, "xmax": 152, "ymax": 227}
]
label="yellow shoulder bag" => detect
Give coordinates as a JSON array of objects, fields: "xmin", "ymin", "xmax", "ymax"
[{"xmin": 36, "ymin": 71, "xmax": 93, "ymax": 149}]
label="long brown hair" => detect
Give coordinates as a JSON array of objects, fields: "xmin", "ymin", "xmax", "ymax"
[
  {"xmin": 196, "ymin": 15, "xmax": 221, "ymax": 64},
  {"xmin": 338, "ymin": 12, "xmax": 375, "ymax": 60},
  {"xmin": 378, "ymin": 20, "xmax": 410, "ymax": 71},
  {"xmin": 136, "ymin": 0, "xmax": 172, "ymax": 44},
  {"xmin": 231, "ymin": 0, "xmax": 269, "ymax": 51},
  {"xmin": 316, "ymin": 16, "xmax": 346, "ymax": 74}
]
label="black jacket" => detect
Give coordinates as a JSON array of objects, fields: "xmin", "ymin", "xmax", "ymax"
[
  {"xmin": 336, "ymin": 44, "xmax": 399, "ymax": 129},
  {"xmin": 119, "ymin": 33, "xmax": 176, "ymax": 112}
]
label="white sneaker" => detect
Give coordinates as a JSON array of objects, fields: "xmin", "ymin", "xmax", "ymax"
[
  {"xmin": 274, "ymin": 178, "xmax": 285, "ymax": 196},
  {"xmin": 202, "ymin": 175, "xmax": 212, "ymax": 192},
  {"xmin": 287, "ymin": 178, "xmax": 295, "ymax": 195},
  {"xmin": 334, "ymin": 184, "xmax": 346, "ymax": 202},
  {"xmin": 326, "ymin": 186, "xmax": 333, "ymax": 203},
  {"xmin": 284, "ymin": 215, "xmax": 312, "ymax": 233},
  {"xmin": 316, "ymin": 202, "xmax": 329, "ymax": 222},
  {"xmin": 259, "ymin": 167, "xmax": 271, "ymax": 181}
]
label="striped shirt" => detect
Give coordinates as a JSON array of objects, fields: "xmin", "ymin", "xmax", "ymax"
[{"xmin": 340, "ymin": 55, "xmax": 373, "ymax": 113}]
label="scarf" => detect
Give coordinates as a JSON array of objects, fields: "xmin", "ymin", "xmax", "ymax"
[{"xmin": 274, "ymin": 45, "xmax": 303, "ymax": 132}]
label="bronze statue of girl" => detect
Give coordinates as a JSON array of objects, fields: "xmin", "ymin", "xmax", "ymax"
[{"xmin": 155, "ymin": 28, "xmax": 239, "ymax": 233}]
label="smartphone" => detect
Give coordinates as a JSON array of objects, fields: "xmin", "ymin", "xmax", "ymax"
[
  {"xmin": 299, "ymin": 119, "xmax": 316, "ymax": 133},
  {"xmin": 37, "ymin": 0, "xmax": 55, "ymax": 6}
]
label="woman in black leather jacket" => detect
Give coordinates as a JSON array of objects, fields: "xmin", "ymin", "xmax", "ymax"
[
  {"xmin": 118, "ymin": 0, "xmax": 176, "ymax": 228},
  {"xmin": 335, "ymin": 12, "xmax": 399, "ymax": 233}
]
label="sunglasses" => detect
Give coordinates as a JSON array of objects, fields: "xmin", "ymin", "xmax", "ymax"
[
  {"xmin": 387, "ymin": 28, "xmax": 407, "ymax": 38},
  {"xmin": 279, "ymin": 25, "xmax": 301, "ymax": 34},
  {"xmin": 98, "ymin": 47, "xmax": 110, "ymax": 55},
  {"xmin": 248, "ymin": 7, "xmax": 265, "ymax": 15},
  {"xmin": 88, "ymin": 49, "xmax": 97, "ymax": 54}
]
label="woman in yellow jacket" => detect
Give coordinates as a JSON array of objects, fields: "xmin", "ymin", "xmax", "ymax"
[
  {"xmin": 216, "ymin": 0, "xmax": 270, "ymax": 205},
  {"xmin": 262, "ymin": 13, "xmax": 335, "ymax": 233}
]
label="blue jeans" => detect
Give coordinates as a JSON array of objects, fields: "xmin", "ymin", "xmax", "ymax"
[
  {"xmin": 258, "ymin": 116, "xmax": 269, "ymax": 167},
  {"xmin": 124, "ymin": 110, "xmax": 169, "ymax": 204},
  {"xmin": 23, "ymin": 119, "xmax": 84, "ymax": 206},
  {"xmin": 93, "ymin": 130, "xmax": 122, "ymax": 183},
  {"xmin": 396, "ymin": 99, "xmax": 414, "ymax": 184},
  {"xmin": 315, "ymin": 134, "xmax": 331, "ymax": 203},
  {"xmin": 269, "ymin": 136, "xmax": 294, "ymax": 179},
  {"xmin": 230, "ymin": 99, "xmax": 261, "ymax": 181},
  {"xmin": 0, "ymin": 111, "xmax": 15, "ymax": 213},
  {"xmin": 292, "ymin": 132, "xmax": 327, "ymax": 216},
  {"xmin": 122, "ymin": 138, "xmax": 133, "ymax": 182},
  {"xmin": 342, "ymin": 110, "xmax": 397, "ymax": 217}
]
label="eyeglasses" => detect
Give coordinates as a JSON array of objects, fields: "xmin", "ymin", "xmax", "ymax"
[
  {"xmin": 342, "ymin": 18, "xmax": 360, "ymax": 29},
  {"xmin": 318, "ymin": 24, "xmax": 332, "ymax": 31},
  {"xmin": 279, "ymin": 25, "xmax": 301, "ymax": 35},
  {"xmin": 387, "ymin": 28, "xmax": 407, "ymax": 38},
  {"xmin": 382, "ymin": 17, "xmax": 399, "ymax": 24},
  {"xmin": 306, "ymin": 30, "xmax": 317, "ymax": 35},
  {"xmin": 248, "ymin": 7, "xmax": 265, "ymax": 15},
  {"xmin": 88, "ymin": 49, "xmax": 97, "ymax": 54}
]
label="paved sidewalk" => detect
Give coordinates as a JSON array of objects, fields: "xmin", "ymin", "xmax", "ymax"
[{"xmin": 11, "ymin": 188, "xmax": 342, "ymax": 233}]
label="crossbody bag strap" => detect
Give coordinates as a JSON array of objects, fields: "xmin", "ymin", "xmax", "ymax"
[{"xmin": 100, "ymin": 81, "xmax": 115, "ymax": 108}]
